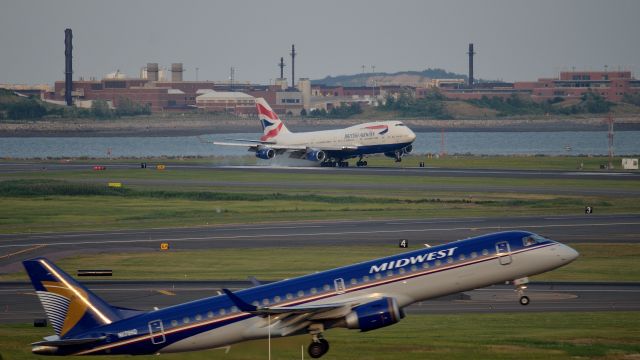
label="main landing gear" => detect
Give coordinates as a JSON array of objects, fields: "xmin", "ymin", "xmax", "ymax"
[
  {"xmin": 307, "ymin": 324, "xmax": 330, "ymax": 358},
  {"xmin": 514, "ymin": 277, "xmax": 530, "ymax": 306},
  {"xmin": 356, "ymin": 156, "xmax": 368, "ymax": 167}
]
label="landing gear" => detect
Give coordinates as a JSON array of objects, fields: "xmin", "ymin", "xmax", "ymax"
[
  {"xmin": 356, "ymin": 156, "xmax": 368, "ymax": 167},
  {"xmin": 394, "ymin": 151, "xmax": 402, "ymax": 163},
  {"xmin": 513, "ymin": 277, "xmax": 530, "ymax": 306},
  {"xmin": 308, "ymin": 338, "xmax": 329, "ymax": 358},
  {"xmin": 307, "ymin": 324, "xmax": 330, "ymax": 358}
]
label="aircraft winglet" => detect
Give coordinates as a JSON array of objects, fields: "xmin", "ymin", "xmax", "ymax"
[{"xmin": 222, "ymin": 289, "xmax": 257, "ymax": 313}]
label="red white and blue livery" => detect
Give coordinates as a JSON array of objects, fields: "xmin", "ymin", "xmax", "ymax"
[
  {"xmin": 24, "ymin": 231, "xmax": 578, "ymax": 358},
  {"xmin": 214, "ymin": 98, "xmax": 417, "ymax": 167}
]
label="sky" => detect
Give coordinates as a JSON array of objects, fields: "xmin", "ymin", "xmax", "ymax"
[{"xmin": 1, "ymin": 0, "xmax": 639, "ymax": 86}]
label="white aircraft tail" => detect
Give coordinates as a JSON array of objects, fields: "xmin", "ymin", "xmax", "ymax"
[{"xmin": 255, "ymin": 98, "xmax": 290, "ymax": 141}]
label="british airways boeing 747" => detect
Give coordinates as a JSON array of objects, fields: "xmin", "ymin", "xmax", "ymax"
[
  {"xmin": 213, "ymin": 98, "xmax": 416, "ymax": 167},
  {"xmin": 24, "ymin": 231, "xmax": 578, "ymax": 358}
]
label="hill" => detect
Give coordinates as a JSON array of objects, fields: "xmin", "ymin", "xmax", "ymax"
[{"xmin": 312, "ymin": 68, "xmax": 467, "ymax": 87}]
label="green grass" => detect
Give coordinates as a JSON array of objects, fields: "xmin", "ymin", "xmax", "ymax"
[
  {"xmin": 1, "ymin": 243, "xmax": 636, "ymax": 282},
  {"xmin": 0, "ymin": 312, "xmax": 638, "ymax": 359}
]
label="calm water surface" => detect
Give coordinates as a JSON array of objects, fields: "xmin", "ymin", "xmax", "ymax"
[{"xmin": 1, "ymin": 131, "xmax": 638, "ymax": 158}]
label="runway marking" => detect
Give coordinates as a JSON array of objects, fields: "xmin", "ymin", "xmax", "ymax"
[
  {"xmin": 0, "ymin": 244, "xmax": 46, "ymax": 259},
  {"xmin": 156, "ymin": 289, "xmax": 176, "ymax": 296},
  {"xmin": 1, "ymin": 222, "xmax": 639, "ymax": 249}
]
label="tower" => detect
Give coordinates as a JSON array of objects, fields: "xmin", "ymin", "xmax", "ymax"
[
  {"xmin": 290, "ymin": 44, "xmax": 296, "ymax": 88},
  {"xmin": 64, "ymin": 28, "xmax": 73, "ymax": 106},
  {"xmin": 467, "ymin": 43, "xmax": 475, "ymax": 88}
]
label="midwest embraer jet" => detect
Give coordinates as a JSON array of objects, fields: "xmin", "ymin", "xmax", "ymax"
[
  {"xmin": 24, "ymin": 231, "xmax": 578, "ymax": 358},
  {"xmin": 213, "ymin": 98, "xmax": 416, "ymax": 167}
]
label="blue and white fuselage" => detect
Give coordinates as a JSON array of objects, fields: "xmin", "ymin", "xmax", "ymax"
[{"xmin": 24, "ymin": 231, "xmax": 578, "ymax": 357}]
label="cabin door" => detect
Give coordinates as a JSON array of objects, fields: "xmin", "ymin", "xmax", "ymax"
[
  {"xmin": 334, "ymin": 278, "xmax": 346, "ymax": 294},
  {"xmin": 495, "ymin": 242, "xmax": 512, "ymax": 265},
  {"xmin": 148, "ymin": 319, "xmax": 166, "ymax": 345}
]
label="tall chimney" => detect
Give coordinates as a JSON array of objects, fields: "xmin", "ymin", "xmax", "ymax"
[
  {"xmin": 64, "ymin": 28, "xmax": 73, "ymax": 106},
  {"xmin": 467, "ymin": 43, "xmax": 475, "ymax": 88},
  {"xmin": 278, "ymin": 57, "xmax": 285, "ymax": 79},
  {"xmin": 290, "ymin": 44, "xmax": 296, "ymax": 88},
  {"xmin": 171, "ymin": 63, "xmax": 183, "ymax": 82}
]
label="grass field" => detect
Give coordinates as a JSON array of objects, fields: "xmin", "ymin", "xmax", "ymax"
[
  {"xmin": 1, "ymin": 312, "xmax": 638, "ymax": 360},
  {"xmin": 1, "ymin": 243, "xmax": 637, "ymax": 282}
]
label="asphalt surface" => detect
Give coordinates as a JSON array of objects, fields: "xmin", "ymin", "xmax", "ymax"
[
  {"xmin": 1, "ymin": 161, "xmax": 640, "ymax": 181},
  {"xmin": 1, "ymin": 281, "xmax": 638, "ymax": 324},
  {"xmin": 1, "ymin": 214, "xmax": 639, "ymax": 273}
]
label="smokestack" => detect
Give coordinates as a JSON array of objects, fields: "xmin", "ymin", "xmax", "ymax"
[
  {"xmin": 64, "ymin": 28, "xmax": 73, "ymax": 106},
  {"xmin": 290, "ymin": 44, "xmax": 296, "ymax": 88},
  {"xmin": 278, "ymin": 57, "xmax": 285, "ymax": 79},
  {"xmin": 467, "ymin": 43, "xmax": 475, "ymax": 88}
]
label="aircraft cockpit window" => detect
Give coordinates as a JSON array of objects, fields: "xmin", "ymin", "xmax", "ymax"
[
  {"xmin": 523, "ymin": 234, "xmax": 548, "ymax": 246},
  {"xmin": 395, "ymin": 123, "xmax": 406, "ymax": 127}
]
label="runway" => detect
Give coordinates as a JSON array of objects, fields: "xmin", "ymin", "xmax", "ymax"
[
  {"xmin": 1, "ymin": 161, "xmax": 639, "ymax": 181},
  {"xmin": 1, "ymin": 281, "xmax": 638, "ymax": 324},
  {"xmin": 1, "ymin": 214, "xmax": 639, "ymax": 273}
]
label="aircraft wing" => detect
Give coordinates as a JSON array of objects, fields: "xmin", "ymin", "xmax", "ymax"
[
  {"xmin": 223, "ymin": 289, "xmax": 357, "ymax": 314},
  {"xmin": 212, "ymin": 142, "xmax": 309, "ymax": 151}
]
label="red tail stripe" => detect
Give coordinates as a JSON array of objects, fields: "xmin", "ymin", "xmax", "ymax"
[
  {"xmin": 256, "ymin": 103, "xmax": 279, "ymax": 121},
  {"xmin": 260, "ymin": 122, "xmax": 283, "ymax": 141}
]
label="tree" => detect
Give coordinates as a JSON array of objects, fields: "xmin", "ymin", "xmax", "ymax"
[{"xmin": 91, "ymin": 100, "xmax": 113, "ymax": 119}]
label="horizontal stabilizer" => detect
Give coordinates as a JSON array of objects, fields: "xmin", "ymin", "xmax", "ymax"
[{"xmin": 32, "ymin": 336, "xmax": 106, "ymax": 347}]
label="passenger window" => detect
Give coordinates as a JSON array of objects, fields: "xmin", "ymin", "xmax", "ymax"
[
  {"xmin": 310, "ymin": 288, "xmax": 317, "ymax": 294},
  {"xmin": 386, "ymin": 270, "xmax": 394, "ymax": 277},
  {"xmin": 262, "ymin": 299, "xmax": 270, "ymax": 305},
  {"xmin": 274, "ymin": 296, "xmax": 281, "ymax": 302},
  {"xmin": 422, "ymin": 262, "xmax": 429, "ymax": 269},
  {"xmin": 195, "ymin": 314, "xmax": 202, "ymax": 321},
  {"xmin": 297, "ymin": 290, "xmax": 305, "ymax": 297},
  {"xmin": 183, "ymin": 317, "xmax": 190, "ymax": 324},
  {"xmin": 286, "ymin": 293, "xmax": 293, "ymax": 300},
  {"xmin": 446, "ymin": 257, "xmax": 453, "ymax": 264},
  {"xmin": 219, "ymin": 309, "xmax": 226, "ymax": 316},
  {"xmin": 207, "ymin": 311, "xmax": 213, "ymax": 318},
  {"xmin": 458, "ymin": 254, "xmax": 466, "ymax": 261},
  {"xmin": 411, "ymin": 265, "xmax": 417, "ymax": 272},
  {"xmin": 323, "ymin": 284, "xmax": 331, "ymax": 291},
  {"xmin": 375, "ymin": 273, "xmax": 382, "ymax": 280},
  {"xmin": 482, "ymin": 249, "xmax": 489, "ymax": 256},
  {"xmin": 171, "ymin": 320, "xmax": 178, "ymax": 326},
  {"xmin": 231, "ymin": 306, "xmax": 238, "ymax": 313},
  {"xmin": 252, "ymin": 301, "xmax": 259, "ymax": 307},
  {"xmin": 363, "ymin": 275, "xmax": 370, "ymax": 282},
  {"xmin": 398, "ymin": 268, "xmax": 406, "ymax": 274},
  {"xmin": 350, "ymin": 278, "xmax": 357, "ymax": 285},
  {"xmin": 435, "ymin": 260, "xmax": 442, "ymax": 266},
  {"xmin": 471, "ymin": 251, "xmax": 477, "ymax": 258}
]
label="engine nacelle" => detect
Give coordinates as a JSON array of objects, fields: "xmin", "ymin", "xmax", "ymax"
[
  {"xmin": 255, "ymin": 148, "xmax": 276, "ymax": 160},
  {"xmin": 305, "ymin": 149, "xmax": 326, "ymax": 162},
  {"xmin": 345, "ymin": 297, "xmax": 404, "ymax": 332},
  {"xmin": 402, "ymin": 144, "xmax": 413, "ymax": 154}
]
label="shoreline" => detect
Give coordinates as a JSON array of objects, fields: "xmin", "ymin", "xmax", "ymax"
[{"xmin": 1, "ymin": 116, "xmax": 639, "ymax": 137}]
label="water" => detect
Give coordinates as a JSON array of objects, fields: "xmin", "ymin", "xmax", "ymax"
[{"xmin": 1, "ymin": 131, "xmax": 638, "ymax": 158}]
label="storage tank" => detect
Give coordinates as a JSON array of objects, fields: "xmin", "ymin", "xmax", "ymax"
[
  {"xmin": 171, "ymin": 63, "xmax": 184, "ymax": 82},
  {"xmin": 146, "ymin": 63, "xmax": 159, "ymax": 81}
]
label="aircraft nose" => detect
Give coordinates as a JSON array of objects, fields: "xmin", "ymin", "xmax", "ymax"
[
  {"xmin": 407, "ymin": 129, "xmax": 416, "ymax": 142},
  {"xmin": 559, "ymin": 244, "xmax": 579, "ymax": 263}
]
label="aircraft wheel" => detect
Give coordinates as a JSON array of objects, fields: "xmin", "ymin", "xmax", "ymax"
[
  {"xmin": 363, "ymin": 161, "xmax": 368, "ymax": 166},
  {"xmin": 519, "ymin": 295, "xmax": 530, "ymax": 306},
  {"xmin": 308, "ymin": 339, "xmax": 329, "ymax": 358}
]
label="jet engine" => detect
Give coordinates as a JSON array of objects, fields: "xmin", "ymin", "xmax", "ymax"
[
  {"xmin": 344, "ymin": 297, "xmax": 404, "ymax": 332},
  {"xmin": 256, "ymin": 148, "xmax": 276, "ymax": 160},
  {"xmin": 305, "ymin": 149, "xmax": 326, "ymax": 162},
  {"xmin": 402, "ymin": 144, "xmax": 413, "ymax": 154}
]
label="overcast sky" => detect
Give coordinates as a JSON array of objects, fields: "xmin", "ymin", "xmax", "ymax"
[{"xmin": 2, "ymin": 0, "xmax": 639, "ymax": 85}]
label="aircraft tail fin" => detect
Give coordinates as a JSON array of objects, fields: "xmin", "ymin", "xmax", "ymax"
[
  {"xmin": 255, "ymin": 98, "xmax": 290, "ymax": 141},
  {"xmin": 23, "ymin": 258, "xmax": 122, "ymax": 338}
]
